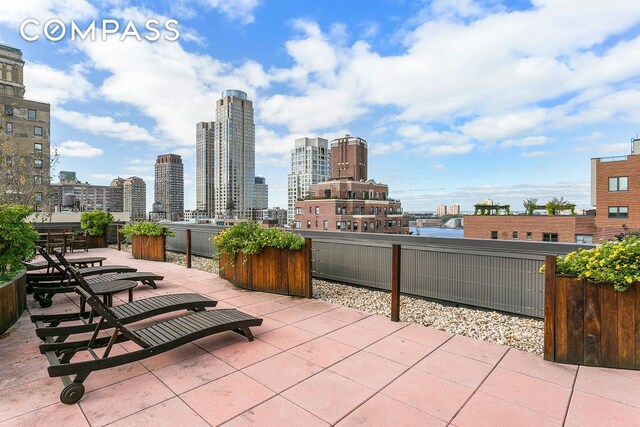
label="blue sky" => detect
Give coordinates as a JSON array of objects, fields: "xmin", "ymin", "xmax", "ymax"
[{"xmin": 2, "ymin": 0, "xmax": 640, "ymax": 213}]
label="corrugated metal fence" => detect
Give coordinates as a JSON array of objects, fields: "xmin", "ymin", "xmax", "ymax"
[{"xmin": 162, "ymin": 225, "xmax": 591, "ymax": 319}]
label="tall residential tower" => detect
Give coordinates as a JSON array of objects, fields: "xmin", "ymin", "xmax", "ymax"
[
  {"xmin": 155, "ymin": 154, "xmax": 184, "ymax": 221},
  {"xmin": 196, "ymin": 121, "xmax": 215, "ymax": 215},
  {"xmin": 287, "ymin": 137, "xmax": 331, "ymax": 225},
  {"xmin": 213, "ymin": 90, "xmax": 255, "ymax": 219}
]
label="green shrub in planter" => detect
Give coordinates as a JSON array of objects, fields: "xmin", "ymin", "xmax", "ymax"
[
  {"xmin": 80, "ymin": 211, "xmax": 114, "ymax": 236},
  {"xmin": 213, "ymin": 221, "xmax": 304, "ymax": 268},
  {"xmin": 0, "ymin": 205, "xmax": 39, "ymax": 282},
  {"xmin": 120, "ymin": 221, "xmax": 175, "ymax": 237}
]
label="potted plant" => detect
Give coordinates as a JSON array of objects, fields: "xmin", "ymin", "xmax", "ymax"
[
  {"xmin": 542, "ymin": 233, "xmax": 640, "ymax": 369},
  {"xmin": 120, "ymin": 222, "xmax": 175, "ymax": 261},
  {"xmin": 80, "ymin": 211, "xmax": 114, "ymax": 248},
  {"xmin": 213, "ymin": 221, "xmax": 311, "ymax": 297},
  {"xmin": 0, "ymin": 204, "xmax": 39, "ymax": 333}
]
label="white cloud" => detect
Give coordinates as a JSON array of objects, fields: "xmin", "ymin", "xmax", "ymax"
[
  {"xmin": 200, "ymin": 0, "xmax": 260, "ymax": 24},
  {"xmin": 502, "ymin": 136, "xmax": 548, "ymax": 147},
  {"xmin": 462, "ymin": 111, "xmax": 547, "ymax": 141},
  {"xmin": 54, "ymin": 109, "xmax": 156, "ymax": 143},
  {"xmin": 23, "ymin": 63, "xmax": 93, "ymax": 106},
  {"xmin": 520, "ymin": 150, "xmax": 550, "ymax": 158},
  {"xmin": 0, "ymin": 0, "xmax": 96, "ymax": 26},
  {"xmin": 371, "ymin": 141, "xmax": 404, "ymax": 155},
  {"xmin": 57, "ymin": 140, "xmax": 103, "ymax": 157}
]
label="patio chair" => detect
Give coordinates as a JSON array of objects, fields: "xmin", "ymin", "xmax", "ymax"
[
  {"xmin": 33, "ymin": 266, "xmax": 219, "ymax": 343},
  {"xmin": 41, "ymin": 285, "xmax": 262, "ymax": 404}
]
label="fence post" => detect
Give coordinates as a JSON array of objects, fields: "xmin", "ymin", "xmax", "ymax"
[
  {"xmin": 186, "ymin": 229, "xmax": 192, "ymax": 268},
  {"xmin": 391, "ymin": 244, "xmax": 401, "ymax": 322},
  {"xmin": 543, "ymin": 255, "xmax": 557, "ymax": 361},
  {"xmin": 116, "ymin": 225, "xmax": 121, "ymax": 251},
  {"xmin": 162, "ymin": 227, "xmax": 167, "ymax": 263},
  {"xmin": 305, "ymin": 238, "xmax": 312, "ymax": 298}
]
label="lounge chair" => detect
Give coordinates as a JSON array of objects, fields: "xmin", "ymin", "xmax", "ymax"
[
  {"xmin": 41, "ymin": 285, "xmax": 262, "ymax": 404},
  {"xmin": 33, "ymin": 266, "xmax": 219, "ymax": 342},
  {"xmin": 24, "ymin": 253, "xmax": 106, "ymax": 273},
  {"xmin": 30, "ymin": 251, "xmax": 165, "ymax": 308}
]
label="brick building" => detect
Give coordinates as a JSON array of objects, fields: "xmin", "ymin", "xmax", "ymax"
[
  {"xmin": 294, "ymin": 135, "xmax": 408, "ymax": 234},
  {"xmin": 464, "ymin": 215, "xmax": 597, "ymax": 243},
  {"xmin": 591, "ymin": 138, "xmax": 640, "ymax": 240},
  {"xmin": 464, "ymin": 138, "xmax": 640, "ymax": 243}
]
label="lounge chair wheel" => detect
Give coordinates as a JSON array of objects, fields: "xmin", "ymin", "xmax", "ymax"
[
  {"xmin": 39, "ymin": 298, "xmax": 53, "ymax": 308},
  {"xmin": 60, "ymin": 382, "xmax": 84, "ymax": 404},
  {"xmin": 33, "ymin": 293, "xmax": 43, "ymax": 301}
]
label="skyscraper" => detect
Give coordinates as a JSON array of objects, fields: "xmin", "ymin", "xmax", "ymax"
[
  {"xmin": 330, "ymin": 134, "xmax": 367, "ymax": 181},
  {"xmin": 196, "ymin": 121, "xmax": 215, "ymax": 215},
  {"xmin": 0, "ymin": 44, "xmax": 51, "ymax": 211},
  {"xmin": 254, "ymin": 176, "xmax": 268, "ymax": 210},
  {"xmin": 122, "ymin": 177, "xmax": 147, "ymax": 221},
  {"xmin": 155, "ymin": 154, "xmax": 184, "ymax": 221},
  {"xmin": 287, "ymin": 137, "xmax": 331, "ymax": 225},
  {"xmin": 213, "ymin": 90, "xmax": 255, "ymax": 219}
]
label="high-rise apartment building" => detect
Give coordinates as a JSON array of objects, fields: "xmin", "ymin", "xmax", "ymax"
[
  {"xmin": 436, "ymin": 204, "xmax": 447, "ymax": 216},
  {"xmin": 196, "ymin": 121, "xmax": 215, "ymax": 215},
  {"xmin": 0, "ymin": 44, "xmax": 50, "ymax": 211},
  {"xmin": 213, "ymin": 90, "xmax": 255, "ymax": 219},
  {"xmin": 287, "ymin": 137, "xmax": 331, "ymax": 225},
  {"xmin": 331, "ymin": 134, "xmax": 367, "ymax": 181},
  {"xmin": 448, "ymin": 204, "xmax": 460, "ymax": 215},
  {"xmin": 254, "ymin": 176, "xmax": 268, "ymax": 210},
  {"xmin": 121, "ymin": 176, "xmax": 146, "ymax": 221},
  {"xmin": 155, "ymin": 154, "xmax": 184, "ymax": 221}
]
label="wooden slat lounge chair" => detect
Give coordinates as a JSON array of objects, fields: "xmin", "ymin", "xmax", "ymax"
[
  {"xmin": 41, "ymin": 285, "xmax": 262, "ymax": 404},
  {"xmin": 33, "ymin": 266, "xmax": 219, "ymax": 342},
  {"xmin": 29, "ymin": 251, "xmax": 165, "ymax": 308},
  {"xmin": 24, "ymin": 253, "xmax": 105, "ymax": 273}
]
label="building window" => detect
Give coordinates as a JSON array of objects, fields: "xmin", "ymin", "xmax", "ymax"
[
  {"xmin": 543, "ymin": 233, "xmax": 559, "ymax": 242},
  {"xmin": 491, "ymin": 231, "xmax": 498, "ymax": 239},
  {"xmin": 526, "ymin": 232, "xmax": 532, "ymax": 240},
  {"xmin": 294, "ymin": 221, "xmax": 301, "ymax": 229},
  {"xmin": 309, "ymin": 206, "xmax": 312, "ymax": 213},
  {"xmin": 34, "ymin": 126, "xmax": 43, "ymax": 136},
  {"xmin": 346, "ymin": 220, "xmax": 351, "ymax": 230},
  {"xmin": 575, "ymin": 235, "xmax": 593, "ymax": 244},
  {"xmin": 315, "ymin": 206, "xmax": 319, "ymax": 215},
  {"xmin": 4, "ymin": 105, "xmax": 13, "ymax": 115},
  {"xmin": 28, "ymin": 109, "xmax": 36, "ymax": 119},
  {"xmin": 323, "ymin": 220, "xmax": 328, "ymax": 230},
  {"xmin": 33, "ymin": 142, "xmax": 43, "ymax": 152},
  {"xmin": 608, "ymin": 206, "xmax": 628, "ymax": 219},
  {"xmin": 5, "ymin": 122, "xmax": 12, "ymax": 133},
  {"xmin": 608, "ymin": 176, "xmax": 628, "ymax": 192},
  {"xmin": 294, "ymin": 207, "xmax": 301, "ymax": 215},
  {"xmin": 306, "ymin": 220, "xmax": 311, "ymax": 229},
  {"xmin": 34, "ymin": 159, "xmax": 43, "ymax": 169},
  {"xmin": 353, "ymin": 222, "xmax": 358, "ymax": 231},
  {"xmin": 512, "ymin": 231, "xmax": 518, "ymax": 239},
  {"xmin": 5, "ymin": 155, "xmax": 12, "ymax": 167},
  {"xmin": 370, "ymin": 222, "xmax": 375, "ymax": 230},
  {"xmin": 35, "ymin": 192, "xmax": 43, "ymax": 202},
  {"xmin": 336, "ymin": 221, "xmax": 342, "ymax": 230},
  {"xmin": 33, "ymin": 175, "xmax": 42, "ymax": 184},
  {"xmin": 363, "ymin": 221, "xmax": 368, "ymax": 231}
]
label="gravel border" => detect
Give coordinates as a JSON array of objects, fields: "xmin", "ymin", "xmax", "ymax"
[{"xmin": 111, "ymin": 246, "xmax": 543, "ymax": 354}]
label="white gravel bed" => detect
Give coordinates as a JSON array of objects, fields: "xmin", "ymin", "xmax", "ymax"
[{"xmin": 110, "ymin": 246, "xmax": 543, "ymax": 354}]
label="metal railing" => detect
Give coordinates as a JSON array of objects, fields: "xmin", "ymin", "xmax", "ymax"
[{"xmin": 160, "ymin": 225, "xmax": 591, "ymax": 319}]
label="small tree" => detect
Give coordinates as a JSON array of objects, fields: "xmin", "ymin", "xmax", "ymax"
[
  {"xmin": 523, "ymin": 197, "xmax": 538, "ymax": 215},
  {"xmin": 80, "ymin": 211, "xmax": 114, "ymax": 236},
  {"xmin": 0, "ymin": 205, "xmax": 39, "ymax": 282}
]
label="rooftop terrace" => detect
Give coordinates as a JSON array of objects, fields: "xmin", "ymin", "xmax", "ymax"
[{"xmin": 2, "ymin": 248, "xmax": 640, "ymax": 426}]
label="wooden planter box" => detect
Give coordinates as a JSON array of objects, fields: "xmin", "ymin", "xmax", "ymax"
[
  {"xmin": 544, "ymin": 256, "xmax": 640, "ymax": 369},
  {"xmin": 0, "ymin": 271, "xmax": 26, "ymax": 335},
  {"xmin": 131, "ymin": 235, "xmax": 166, "ymax": 262},
  {"xmin": 219, "ymin": 241, "xmax": 311, "ymax": 298},
  {"xmin": 87, "ymin": 234, "xmax": 107, "ymax": 248}
]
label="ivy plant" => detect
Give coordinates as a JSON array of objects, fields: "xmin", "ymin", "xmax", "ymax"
[
  {"xmin": 0, "ymin": 205, "xmax": 39, "ymax": 282},
  {"xmin": 80, "ymin": 211, "xmax": 114, "ymax": 236}
]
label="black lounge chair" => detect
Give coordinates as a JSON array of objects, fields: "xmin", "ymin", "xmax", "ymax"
[
  {"xmin": 33, "ymin": 266, "xmax": 219, "ymax": 342},
  {"xmin": 24, "ymin": 254, "xmax": 106, "ymax": 273},
  {"xmin": 41, "ymin": 285, "xmax": 262, "ymax": 404}
]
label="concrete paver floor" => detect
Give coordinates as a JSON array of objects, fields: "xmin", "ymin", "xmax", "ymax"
[{"xmin": 1, "ymin": 248, "xmax": 640, "ymax": 426}]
